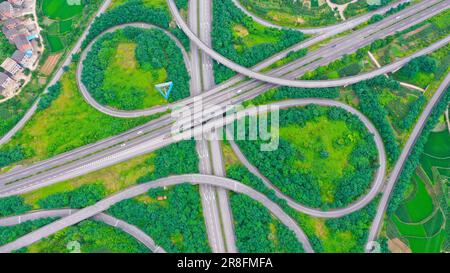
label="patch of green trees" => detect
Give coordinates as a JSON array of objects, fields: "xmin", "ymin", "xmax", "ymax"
[
  {"xmin": 175, "ymin": 0, "xmax": 188, "ymax": 9},
  {"xmin": 227, "ymin": 164, "xmax": 380, "ymax": 252},
  {"xmin": 231, "ymin": 193, "xmax": 303, "ymax": 253},
  {"xmin": 352, "ymin": 76, "xmax": 401, "ymax": 162},
  {"xmin": 37, "ymin": 83, "xmax": 62, "ymax": 111},
  {"xmin": 368, "ymin": 2, "xmax": 410, "ymax": 24},
  {"xmin": 398, "ymin": 56, "xmax": 438, "ymax": 79},
  {"xmin": 0, "ymin": 196, "xmax": 31, "ymax": 217},
  {"xmin": 81, "ymin": 27, "xmax": 190, "ymax": 110},
  {"xmin": 212, "ymin": 0, "xmax": 306, "ymax": 83},
  {"xmin": 325, "ymin": 198, "xmax": 378, "ymax": 252},
  {"xmin": 137, "ymin": 140, "xmax": 199, "ymax": 183},
  {"xmin": 37, "ymin": 184, "xmax": 106, "ymax": 209},
  {"xmin": 83, "ymin": 0, "xmax": 189, "ymax": 50},
  {"xmin": 108, "ymin": 183, "xmax": 210, "ymax": 253},
  {"xmin": 233, "ymin": 105, "xmax": 378, "ymax": 209},
  {"xmin": 247, "ymin": 86, "xmax": 339, "ymax": 106},
  {"xmin": 398, "ymin": 95, "xmax": 426, "ymax": 131},
  {"xmin": 0, "ymin": 145, "xmax": 26, "ymax": 169},
  {"xmin": 0, "ymin": 218, "xmax": 56, "ymax": 246}
]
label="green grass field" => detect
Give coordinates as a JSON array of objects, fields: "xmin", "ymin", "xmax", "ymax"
[
  {"xmin": 401, "ymin": 175, "xmax": 434, "ymax": 223},
  {"xmin": 406, "ymin": 229, "xmax": 446, "ymax": 253},
  {"xmin": 42, "ymin": 0, "xmax": 83, "ymax": 20},
  {"xmin": 280, "ymin": 116, "xmax": 360, "ymax": 203},
  {"xmin": 102, "ymin": 42, "xmax": 168, "ymax": 110},
  {"xmin": 420, "ymin": 130, "xmax": 450, "ymax": 181},
  {"xmin": 424, "ymin": 130, "xmax": 450, "ymax": 158},
  {"xmin": 3, "ymin": 65, "xmax": 151, "ymax": 163},
  {"xmin": 232, "ymin": 23, "xmax": 280, "ymax": 52},
  {"xmin": 45, "ymin": 34, "xmax": 64, "ymax": 52}
]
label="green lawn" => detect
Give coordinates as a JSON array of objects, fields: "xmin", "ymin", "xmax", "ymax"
[
  {"xmin": 407, "ymin": 229, "xmax": 446, "ymax": 253},
  {"xmin": 59, "ymin": 20, "xmax": 73, "ymax": 33},
  {"xmin": 3, "ymin": 65, "xmax": 151, "ymax": 163},
  {"xmin": 392, "ymin": 216, "xmax": 428, "ymax": 237},
  {"xmin": 423, "ymin": 209, "xmax": 444, "ymax": 237},
  {"xmin": 423, "ymin": 130, "xmax": 450, "ymax": 158},
  {"xmin": 45, "ymin": 34, "xmax": 64, "ymax": 52},
  {"xmin": 83, "ymin": 28, "xmax": 190, "ymax": 110},
  {"xmin": 42, "ymin": 0, "xmax": 83, "ymax": 20},
  {"xmin": 102, "ymin": 42, "xmax": 168, "ymax": 110},
  {"xmin": 232, "ymin": 23, "xmax": 280, "ymax": 52},
  {"xmin": 420, "ymin": 130, "xmax": 450, "ymax": 181},
  {"xmin": 402, "ymin": 175, "xmax": 434, "ymax": 223}
]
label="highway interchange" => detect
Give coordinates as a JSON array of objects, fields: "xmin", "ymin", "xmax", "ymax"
[
  {"xmin": 0, "ymin": 0, "xmax": 449, "ymax": 253},
  {"xmin": 0, "ymin": 0, "xmax": 446, "ymax": 192}
]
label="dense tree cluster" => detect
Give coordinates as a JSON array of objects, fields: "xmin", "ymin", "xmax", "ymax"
[
  {"xmin": 0, "ymin": 196, "xmax": 31, "ymax": 217},
  {"xmin": 82, "ymin": 0, "xmax": 190, "ymax": 51},
  {"xmin": 24, "ymin": 220, "xmax": 149, "ymax": 253},
  {"xmin": 174, "ymin": 0, "xmax": 188, "ymax": 9},
  {"xmin": 248, "ymin": 86, "xmax": 339, "ymax": 106},
  {"xmin": 37, "ymin": 184, "xmax": 106, "ymax": 209},
  {"xmin": 398, "ymin": 95, "xmax": 426, "ymax": 131},
  {"xmin": 226, "ymin": 165, "xmax": 362, "ymax": 252},
  {"xmin": 325, "ymin": 198, "xmax": 378, "ymax": 252},
  {"xmin": 388, "ymin": 86, "xmax": 450, "ymax": 214},
  {"xmin": 368, "ymin": 2, "xmax": 410, "ymax": 24},
  {"xmin": 136, "ymin": 140, "xmax": 199, "ymax": 183},
  {"xmin": 37, "ymin": 83, "xmax": 62, "ymax": 111},
  {"xmin": 398, "ymin": 56, "xmax": 438, "ymax": 79},
  {"xmin": 82, "ymin": 27, "xmax": 190, "ymax": 110},
  {"xmin": 352, "ymin": 76, "xmax": 401, "ymax": 162},
  {"xmin": 212, "ymin": 0, "xmax": 306, "ymax": 83},
  {"xmin": 231, "ymin": 193, "xmax": 304, "ymax": 253},
  {"xmin": 233, "ymin": 105, "xmax": 378, "ymax": 209},
  {"xmin": 82, "ymin": 0, "xmax": 169, "ymax": 48},
  {"xmin": 0, "ymin": 145, "xmax": 26, "ymax": 169},
  {"xmin": 108, "ymin": 184, "xmax": 210, "ymax": 253}
]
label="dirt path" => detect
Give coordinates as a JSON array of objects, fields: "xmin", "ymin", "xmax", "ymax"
[{"xmin": 326, "ymin": 0, "xmax": 359, "ymax": 21}]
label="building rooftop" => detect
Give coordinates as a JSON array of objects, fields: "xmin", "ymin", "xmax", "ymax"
[
  {"xmin": 0, "ymin": 72, "xmax": 11, "ymax": 83},
  {"xmin": 14, "ymin": 34, "xmax": 32, "ymax": 51},
  {"xmin": 0, "ymin": 2, "xmax": 13, "ymax": 18},
  {"xmin": 11, "ymin": 50, "xmax": 25, "ymax": 62}
]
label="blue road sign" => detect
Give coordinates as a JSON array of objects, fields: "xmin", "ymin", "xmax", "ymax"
[{"xmin": 155, "ymin": 81, "xmax": 174, "ymax": 100}]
